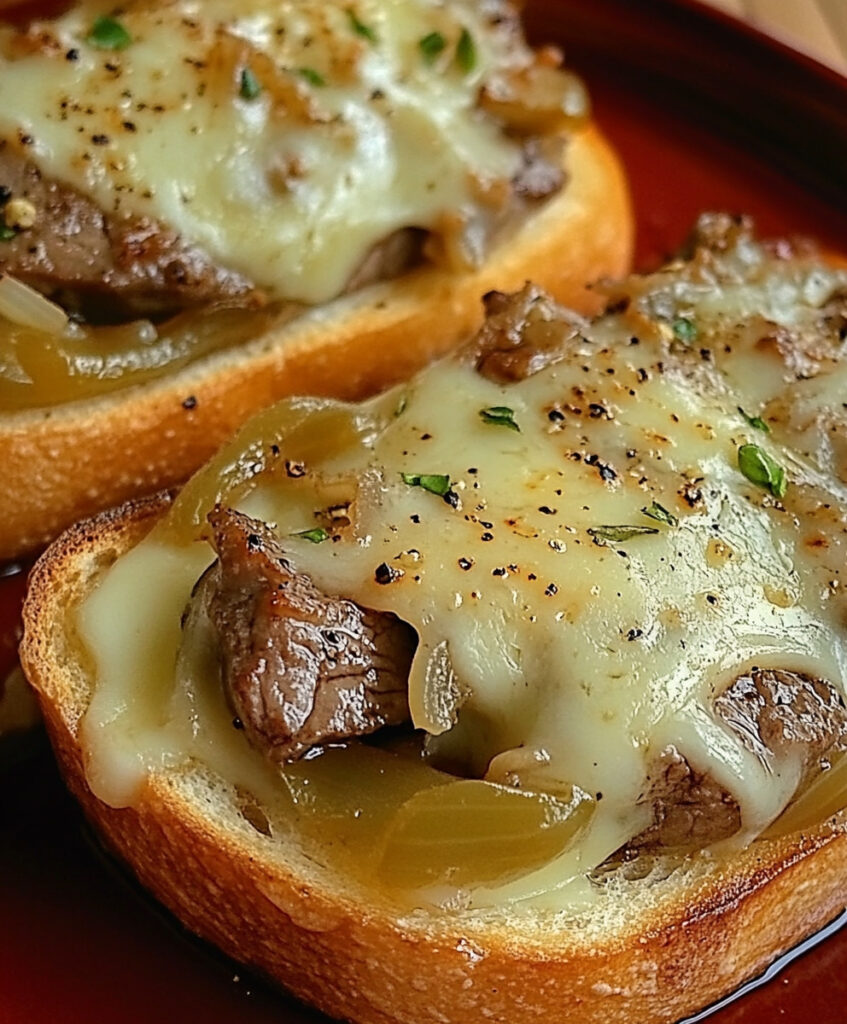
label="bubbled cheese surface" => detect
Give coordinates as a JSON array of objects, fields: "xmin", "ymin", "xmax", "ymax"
[
  {"xmin": 0, "ymin": 0, "xmax": 529, "ymax": 302},
  {"xmin": 77, "ymin": 227, "xmax": 847, "ymax": 907}
]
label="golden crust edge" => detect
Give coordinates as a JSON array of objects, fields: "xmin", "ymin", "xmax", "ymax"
[
  {"xmin": 20, "ymin": 496, "xmax": 847, "ymax": 1024},
  {"xmin": 0, "ymin": 124, "xmax": 632, "ymax": 561}
]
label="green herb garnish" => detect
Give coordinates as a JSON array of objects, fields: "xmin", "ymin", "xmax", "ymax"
[
  {"xmin": 738, "ymin": 444, "xmax": 787, "ymax": 499},
  {"xmin": 298, "ymin": 67, "xmax": 326, "ymax": 87},
  {"xmin": 402, "ymin": 472, "xmax": 451, "ymax": 496},
  {"xmin": 479, "ymin": 406, "xmax": 520, "ymax": 432},
  {"xmin": 419, "ymin": 31, "xmax": 446, "ymax": 63},
  {"xmin": 588, "ymin": 524, "xmax": 659, "ymax": 544},
  {"xmin": 291, "ymin": 527, "xmax": 330, "ymax": 544},
  {"xmin": 87, "ymin": 15, "xmax": 132, "ymax": 51},
  {"xmin": 455, "ymin": 27, "xmax": 476, "ymax": 73},
  {"xmin": 239, "ymin": 67, "xmax": 262, "ymax": 100},
  {"xmin": 0, "ymin": 224, "xmax": 16, "ymax": 241},
  {"xmin": 641, "ymin": 501, "xmax": 678, "ymax": 527},
  {"xmin": 671, "ymin": 317, "xmax": 697, "ymax": 343},
  {"xmin": 347, "ymin": 9, "xmax": 377, "ymax": 43},
  {"xmin": 738, "ymin": 406, "xmax": 770, "ymax": 433}
]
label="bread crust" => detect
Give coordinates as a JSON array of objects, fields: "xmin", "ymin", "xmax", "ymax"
[
  {"xmin": 20, "ymin": 495, "xmax": 847, "ymax": 1024},
  {"xmin": 0, "ymin": 125, "xmax": 631, "ymax": 561}
]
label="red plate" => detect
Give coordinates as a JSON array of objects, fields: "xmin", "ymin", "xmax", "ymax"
[{"xmin": 3, "ymin": 2, "xmax": 847, "ymax": 1021}]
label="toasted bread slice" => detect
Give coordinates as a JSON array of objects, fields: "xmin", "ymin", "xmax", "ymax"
[
  {"xmin": 0, "ymin": 124, "xmax": 630, "ymax": 561},
  {"xmin": 20, "ymin": 496, "xmax": 847, "ymax": 1024},
  {"xmin": 22, "ymin": 208, "xmax": 847, "ymax": 1024}
]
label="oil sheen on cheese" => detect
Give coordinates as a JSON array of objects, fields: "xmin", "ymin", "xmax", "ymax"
[
  {"xmin": 0, "ymin": 0, "xmax": 529, "ymax": 303},
  {"xmin": 77, "ymin": 231, "xmax": 847, "ymax": 909}
]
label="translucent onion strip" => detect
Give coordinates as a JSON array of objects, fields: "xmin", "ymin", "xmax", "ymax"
[
  {"xmin": 764, "ymin": 753, "xmax": 847, "ymax": 838},
  {"xmin": 377, "ymin": 778, "xmax": 594, "ymax": 891},
  {"xmin": 0, "ymin": 273, "xmax": 68, "ymax": 335}
]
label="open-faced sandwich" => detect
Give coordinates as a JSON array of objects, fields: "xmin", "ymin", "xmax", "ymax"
[
  {"xmin": 22, "ymin": 213, "xmax": 847, "ymax": 1024},
  {"xmin": 0, "ymin": 0, "xmax": 631, "ymax": 560}
]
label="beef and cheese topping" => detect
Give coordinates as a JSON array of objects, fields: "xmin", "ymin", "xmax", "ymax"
[
  {"xmin": 0, "ymin": 0, "xmax": 579, "ymax": 306},
  {"xmin": 77, "ymin": 216, "xmax": 847, "ymax": 909}
]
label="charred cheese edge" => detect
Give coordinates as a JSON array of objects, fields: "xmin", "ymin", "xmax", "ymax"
[
  {"xmin": 0, "ymin": 0, "xmax": 557, "ymax": 303},
  {"xmin": 75, "ymin": 223, "xmax": 847, "ymax": 911}
]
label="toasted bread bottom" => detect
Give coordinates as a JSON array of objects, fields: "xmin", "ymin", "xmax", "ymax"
[{"xmin": 21, "ymin": 494, "xmax": 847, "ymax": 1024}]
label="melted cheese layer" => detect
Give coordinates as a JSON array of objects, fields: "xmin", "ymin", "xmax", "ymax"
[
  {"xmin": 0, "ymin": 0, "xmax": 535, "ymax": 302},
  {"xmin": 77, "ymin": 225, "xmax": 847, "ymax": 908}
]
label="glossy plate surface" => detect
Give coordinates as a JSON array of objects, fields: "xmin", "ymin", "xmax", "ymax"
[{"xmin": 3, "ymin": 1, "xmax": 847, "ymax": 1021}]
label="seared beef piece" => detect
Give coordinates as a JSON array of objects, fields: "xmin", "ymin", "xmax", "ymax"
[
  {"xmin": 0, "ymin": 146, "xmax": 255, "ymax": 321},
  {"xmin": 472, "ymin": 283, "xmax": 585, "ymax": 383},
  {"xmin": 344, "ymin": 227, "xmax": 426, "ymax": 294},
  {"xmin": 626, "ymin": 669, "xmax": 847, "ymax": 854},
  {"xmin": 715, "ymin": 668, "xmax": 847, "ymax": 788},
  {"xmin": 206, "ymin": 506, "xmax": 414, "ymax": 763},
  {"xmin": 627, "ymin": 747, "xmax": 741, "ymax": 853}
]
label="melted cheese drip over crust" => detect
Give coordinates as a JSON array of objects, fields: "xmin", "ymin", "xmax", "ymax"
[
  {"xmin": 77, "ymin": 231, "xmax": 847, "ymax": 908},
  {"xmin": 0, "ymin": 0, "xmax": 530, "ymax": 302}
]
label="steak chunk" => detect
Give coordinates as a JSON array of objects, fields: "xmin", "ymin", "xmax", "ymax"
[
  {"xmin": 205, "ymin": 506, "xmax": 414, "ymax": 763},
  {"xmin": 472, "ymin": 283, "xmax": 586, "ymax": 383},
  {"xmin": 627, "ymin": 669, "xmax": 847, "ymax": 854},
  {"xmin": 0, "ymin": 145, "xmax": 255, "ymax": 321},
  {"xmin": 715, "ymin": 668, "xmax": 847, "ymax": 789},
  {"xmin": 627, "ymin": 747, "xmax": 741, "ymax": 853}
]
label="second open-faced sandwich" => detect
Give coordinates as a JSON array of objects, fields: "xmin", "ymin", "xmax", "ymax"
[{"xmin": 21, "ymin": 213, "xmax": 847, "ymax": 1023}]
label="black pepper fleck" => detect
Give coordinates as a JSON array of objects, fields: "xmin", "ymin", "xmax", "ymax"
[{"xmin": 374, "ymin": 562, "xmax": 404, "ymax": 585}]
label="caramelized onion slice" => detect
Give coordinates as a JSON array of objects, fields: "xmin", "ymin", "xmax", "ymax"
[
  {"xmin": 764, "ymin": 754, "xmax": 847, "ymax": 838},
  {"xmin": 377, "ymin": 778, "xmax": 593, "ymax": 891},
  {"xmin": 480, "ymin": 66, "xmax": 589, "ymax": 136},
  {"xmin": 0, "ymin": 273, "xmax": 68, "ymax": 335}
]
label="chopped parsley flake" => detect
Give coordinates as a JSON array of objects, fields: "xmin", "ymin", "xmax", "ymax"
[
  {"xmin": 401, "ymin": 472, "xmax": 451, "ymax": 496},
  {"xmin": 419, "ymin": 31, "xmax": 446, "ymax": 63},
  {"xmin": 0, "ymin": 224, "xmax": 16, "ymax": 241},
  {"xmin": 479, "ymin": 406, "xmax": 520, "ymax": 432},
  {"xmin": 347, "ymin": 9, "xmax": 377, "ymax": 43},
  {"xmin": 298, "ymin": 67, "xmax": 326, "ymax": 87},
  {"xmin": 291, "ymin": 527, "xmax": 329, "ymax": 544},
  {"xmin": 641, "ymin": 501, "xmax": 678, "ymax": 527},
  {"xmin": 455, "ymin": 27, "xmax": 476, "ymax": 73},
  {"xmin": 738, "ymin": 444, "xmax": 787, "ymax": 499},
  {"xmin": 239, "ymin": 67, "xmax": 262, "ymax": 100},
  {"xmin": 87, "ymin": 15, "xmax": 132, "ymax": 51},
  {"xmin": 738, "ymin": 406, "xmax": 770, "ymax": 433},
  {"xmin": 672, "ymin": 317, "xmax": 697, "ymax": 343},
  {"xmin": 588, "ymin": 524, "xmax": 659, "ymax": 544}
]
